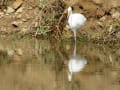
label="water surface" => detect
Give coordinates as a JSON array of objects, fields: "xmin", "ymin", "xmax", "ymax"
[{"xmin": 0, "ymin": 38, "xmax": 120, "ymax": 90}]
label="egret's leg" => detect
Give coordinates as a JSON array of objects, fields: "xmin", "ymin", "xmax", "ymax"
[
  {"xmin": 73, "ymin": 30, "xmax": 76, "ymax": 56},
  {"xmin": 73, "ymin": 30, "xmax": 76, "ymax": 43},
  {"xmin": 73, "ymin": 40, "xmax": 76, "ymax": 56}
]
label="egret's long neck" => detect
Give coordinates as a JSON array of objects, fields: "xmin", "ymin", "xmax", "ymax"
[{"xmin": 69, "ymin": 10, "xmax": 73, "ymax": 15}]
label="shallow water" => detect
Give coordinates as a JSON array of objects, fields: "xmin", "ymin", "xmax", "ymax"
[{"xmin": 0, "ymin": 38, "xmax": 120, "ymax": 90}]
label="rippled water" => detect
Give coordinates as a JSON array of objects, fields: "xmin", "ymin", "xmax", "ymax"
[{"xmin": 0, "ymin": 38, "xmax": 120, "ymax": 90}]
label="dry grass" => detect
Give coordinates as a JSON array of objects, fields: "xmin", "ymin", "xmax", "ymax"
[{"xmin": 27, "ymin": 0, "xmax": 67, "ymax": 39}]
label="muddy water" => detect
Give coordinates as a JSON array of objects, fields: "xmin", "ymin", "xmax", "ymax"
[{"xmin": 0, "ymin": 38, "xmax": 120, "ymax": 90}]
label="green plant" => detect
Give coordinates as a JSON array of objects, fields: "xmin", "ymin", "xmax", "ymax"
[
  {"xmin": 36, "ymin": 27, "xmax": 47, "ymax": 36},
  {"xmin": 39, "ymin": 0, "xmax": 46, "ymax": 7},
  {"xmin": 45, "ymin": 14, "xmax": 54, "ymax": 23}
]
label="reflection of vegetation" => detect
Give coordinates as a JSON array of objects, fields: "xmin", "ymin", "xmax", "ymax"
[
  {"xmin": 0, "ymin": 37, "xmax": 120, "ymax": 68},
  {"xmin": 0, "ymin": 38, "xmax": 120, "ymax": 90},
  {"xmin": 80, "ymin": 42, "xmax": 120, "ymax": 68},
  {"xmin": 1, "ymin": 0, "xmax": 8, "ymax": 7},
  {"xmin": 70, "ymin": 81, "xmax": 80, "ymax": 90},
  {"xmin": 0, "ymin": 50, "xmax": 10, "ymax": 65}
]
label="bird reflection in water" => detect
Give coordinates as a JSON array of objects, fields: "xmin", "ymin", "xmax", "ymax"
[{"xmin": 68, "ymin": 41, "xmax": 87, "ymax": 82}]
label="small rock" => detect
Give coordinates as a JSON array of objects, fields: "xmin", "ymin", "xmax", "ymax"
[
  {"xmin": 11, "ymin": 21, "xmax": 22, "ymax": 27},
  {"xmin": 108, "ymin": 25, "xmax": 113, "ymax": 33},
  {"xmin": 64, "ymin": 25, "xmax": 70, "ymax": 31},
  {"xmin": 66, "ymin": 44, "xmax": 70, "ymax": 50},
  {"xmin": 99, "ymin": 16, "xmax": 106, "ymax": 21},
  {"xmin": 3, "ymin": 9, "xmax": 6, "ymax": 12},
  {"xmin": 0, "ymin": 13, "xmax": 4, "ymax": 18},
  {"xmin": 16, "ymin": 48, "xmax": 23, "ymax": 56},
  {"xmin": 22, "ymin": 18, "xmax": 27, "ymax": 22},
  {"xmin": 112, "ymin": 11, "xmax": 120, "ymax": 19},
  {"xmin": 16, "ymin": 7, "xmax": 23, "ymax": 13},
  {"xmin": 0, "ymin": 12, "xmax": 4, "ymax": 18},
  {"xmin": 12, "ymin": 0, "xmax": 23, "ymax": 10},
  {"xmin": 26, "ymin": 16, "xmax": 31, "ymax": 20},
  {"xmin": 110, "ymin": 8, "xmax": 116, "ymax": 14},
  {"xmin": 21, "ymin": 28, "xmax": 28, "ymax": 33},
  {"xmin": 0, "ymin": 12, "xmax": 4, "ymax": 16},
  {"xmin": 6, "ymin": 7, "xmax": 15, "ymax": 14},
  {"xmin": 34, "ymin": 22, "xmax": 39, "ymax": 28},
  {"xmin": 97, "ymin": 21, "xmax": 104, "ymax": 28},
  {"xmin": 16, "ymin": 14, "xmax": 22, "ymax": 19},
  {"xmin": 5, "ymin": 13, "xmax": 9, "ymax": 16}
]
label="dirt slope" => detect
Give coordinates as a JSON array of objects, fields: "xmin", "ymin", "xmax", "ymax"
[{"xmin": 0, "ymin": 0, "xmax": 120, "ymax": 43}]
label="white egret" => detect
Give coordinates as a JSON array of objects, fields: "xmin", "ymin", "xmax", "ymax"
[
  {"xmin": 67, "ymin": 6, "xmax": 87, "ymax": 42},
  {"xmin": 67, "ymin": 6, "xmax": 87, "ymax": 81}
]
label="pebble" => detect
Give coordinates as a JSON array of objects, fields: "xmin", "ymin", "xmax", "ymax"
[
  {"xmin": 112, "ymin": 11, "xmax": 120, "ymax": 19},
  {"xmin": 12, "ymin": 21, "xmax": 19, "ymax": 27},
  {"xmin": 0, "ymin": 12, "xmax": 4, "ymax": 16},
  {"xmin": 99, "ymin": 16, "xmax": 106, "ymax": 21},
  {"xmin": 11, "ymin": 21, "xmax": 22, "ymax": 27},
  {"xmin": 97, "ymin": 21, "xmax": 104, "ymax": 28},
  {"xmin": 12, "ymin": 0, "xmax": 23, "ymax": 10},
  {"xmin": 16, "ymin": 7, "xmax": 23, "ymax": 13},
  {"xmin": 22, "ymin": 18, "xmax": 27, "ymax": 22},
  {"xmin": 5, "ymin": 13, "xmax": 9, "ymax": 16},
  {"xmin": 6, "ymin": 7, "xmax": 15, "ymax": 14},
  {"xmin": 21, "ymin": 28, "xmax": 28, "ymax": 33},
  {"xmin": 16, "ymin": 14, "xmax": 22, "ymax": 19},
  {"xmin": 0, "ymin": 13, "xmax": 4, "ymax": 18}
]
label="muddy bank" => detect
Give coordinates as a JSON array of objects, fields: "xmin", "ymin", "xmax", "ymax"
[{"xmin": 0, "ymin": 0, "xmax": 120, "ymax": 43}]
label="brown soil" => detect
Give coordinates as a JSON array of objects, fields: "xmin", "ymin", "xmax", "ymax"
[
  {"xmin": 0, "ymin": 0, "xmax": 40, "ymax": 35},
  {"xmin": 0, "ymin": 0, "xmax": 120, "ymax": 43},
  {"xmin": 63, "ymin": 0, "xmax": 120, "ymax": 44}
]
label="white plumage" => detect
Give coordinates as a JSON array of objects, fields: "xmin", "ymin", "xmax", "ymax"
[
  {"xmin": 68, "ymin": 6, "xmax": 87, "ymax": 41},
  {"xmin": 68, "ymin": 14, "xmax": 86, "ymax": 30}
]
